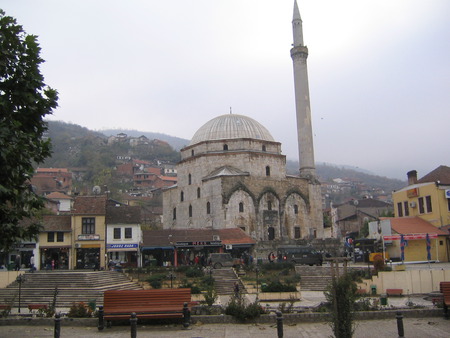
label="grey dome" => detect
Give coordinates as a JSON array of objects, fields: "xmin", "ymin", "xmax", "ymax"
[{"xmin": 190, "ymin": 114, "xmax": 275, "ymax": 145}]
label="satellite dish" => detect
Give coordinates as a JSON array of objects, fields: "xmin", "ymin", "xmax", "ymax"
[
  {"xmin": 353, "ymin": 200, "xmax": 359, "ymax": 206},
  {"xmin": 92, "ymin": 186, "xmax": 101, "ymax": 195}
]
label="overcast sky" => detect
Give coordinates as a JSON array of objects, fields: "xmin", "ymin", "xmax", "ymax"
[{"xmin": 3, "ymin": 0, "xmax": 449, "ymax": 180}]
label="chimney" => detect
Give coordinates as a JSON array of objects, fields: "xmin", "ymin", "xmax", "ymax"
[{"xmin": 407, "ymin": 170, "xmax": 418, "ymax": 185}]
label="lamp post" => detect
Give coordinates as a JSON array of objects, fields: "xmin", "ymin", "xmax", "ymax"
[
  {"xmin": 167, "ymin": 270, "xmax": 176, "ymax": 288},
  {"xmin": 255, "ymin": 267, "xmax": 260, "ymax": 298},
  {"xmin": 16, "ymin": 274, "xmax": 25, "ymax": 313}
]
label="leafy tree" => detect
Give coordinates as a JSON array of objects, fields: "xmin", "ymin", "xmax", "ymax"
[
  {"xmin": 324, "ymin": 273, "xmax": 358, "ymax": 338},
  {"xmin": 0, "ymin": 10, "xmax": 58, "ymax": 251}
]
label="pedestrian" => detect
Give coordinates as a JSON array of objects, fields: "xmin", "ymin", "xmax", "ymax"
[
  {"xmin": 268, "ymin": 252, "xmax": 274, "ymax": 263},
  {"xmin": 30, "ymin": 254, "xmax": 35, "ymax": 272},
  {"xmin": 15, "ymin": 255, "xmax": 21, "ymax": 271},
  {"xmin": 234, "ymin": 282, "xmax": 240, "ymax": 297}
]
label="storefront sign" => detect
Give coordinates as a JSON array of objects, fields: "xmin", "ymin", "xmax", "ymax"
[
  {"xmin": 383, "ymin": 234, "xmax": 438, "ymax": 241},
  {"xmin": 176, "ymin": 241, "xmax": 222, "ymax": 247},
  {"xmin": 78, "ymin": 234, "xmax": 100, "ymax": 241},
  {"xmin": 15, "ymin": 243, "xmax": 36, "ymax": 249},
  {"xmin": 406, "ymin": 188, "xmax": 419, "ymax": 198},
  {"xmin": 107, "ymin": 243, "xmax": 138, "ymax": 249}
]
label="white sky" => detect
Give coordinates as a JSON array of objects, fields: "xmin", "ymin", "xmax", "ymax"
[{"xmin": 3, "ymin": 0, "xmax": 449, "ymax": 180}]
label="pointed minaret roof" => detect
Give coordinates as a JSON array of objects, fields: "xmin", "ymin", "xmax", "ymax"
[
  {"xmin": 293, "ymin": 0, "xmax": 302, "ymax": 22},
  {"xmin": 292, "ymin": 0, "xmax": 304, "ymax": 47}
]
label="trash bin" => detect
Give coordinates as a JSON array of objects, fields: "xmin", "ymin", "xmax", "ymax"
[
  {"xmin": 371, "ymin": 285, "xmax": 377, "ymax": 296},
  {"xmin": 380, "ymin": 294, "xmax": 387, "ymax": 306},
  {"xmin": 88, "ymin": 299, "xmax": 96, "ymax": 312}
]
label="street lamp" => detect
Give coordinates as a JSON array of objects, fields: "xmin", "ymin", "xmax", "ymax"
[
  {"xmin": 16, "ymin": 274, "xmax": 25, "ymax": 314},
  {"xmin": 167, "ymin": 270, "xmax": 176, "ymax": 288},
  {"xmin": 255, "ymin": 267, "xmax": 260, "ymax": 298}
]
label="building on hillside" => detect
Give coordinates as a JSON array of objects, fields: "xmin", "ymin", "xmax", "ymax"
[
  {"xmin": 45, "ymin": 192, "xmax": 72, "ymax": 213},
  {"xmin": 331, "ymin": 198, "xmax": 393, "ymax": 238},
  {"xmin": 162, "ymin": 164, "xmax": 177, "ymax": 176},
  {"xmin": 162, "ymin": 2, "xmax": 323, "ymax": 243},
  {"xmin": 368, "ymin": 217, "xmax": 449, "ymax": 262},
  {"xmin": 392, "ymin": 166, "xmax": 450, "ymax": 229},
  {"xmin": 30, "ymin": 168, "xmax": 73, "ymax": 195},
  {"xmin": 38, "ymin": 215, "xmax": 72, "ymax": 270},
  {"xmin": 71, "ymin": 195, "xmax": 107, "ymax": 270},
  {"xmin": 106, "ymin": 205, "xmax": 142, "ymax": 268},
  {"xmin": 141, "ymin": 228, "xmax": 255, "ymax": 267}
]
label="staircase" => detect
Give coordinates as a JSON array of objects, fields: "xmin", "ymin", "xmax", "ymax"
[
  {"xmin": 0, "ymin": 270, "xmax": 142, "ymax": 309},
  {"xmin": 295, "ymin": 266, "xmax": 333, "ymax": 291},
  {"xmin": 211, "ymin": 268, "xmax": 245, "ymax": 295},
  {"xmin": 296, "ymin": 265, "xmax": 366, "ymax": 291}
]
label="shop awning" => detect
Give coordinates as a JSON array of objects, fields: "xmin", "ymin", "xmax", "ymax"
[
  {"xmin": 107, "ymin": 247, "xmax": 138, "ymax": 252},
  {"xmin": 141, "ymin": 246, "xmax": 174, "ymax": 250},
  {"xmin": 40, "ymin": 246, "xmax": 72, "ymax": 249}
]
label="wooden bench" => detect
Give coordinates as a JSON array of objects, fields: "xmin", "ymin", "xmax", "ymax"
[
  {"xmin": 28, "ymin": 304, "xmax": 48, "ymax": 313},
  {"xmin": 0, "ymin": 305, "xmax": 11, "ymax": 311},
  {"xmin": 356, "ymin": 289, "xmax": 368, "ymax": 295},
  {"xmin": 99, "ymin": 288, "xmax": 192, "ymax": 329},
  {"xmin": 386, "ymin": 289, "xmax": 403, "ymax": 296},
  {"xmin": 440, "ymin": 281, "xmax": 450, "ymax": 319}
]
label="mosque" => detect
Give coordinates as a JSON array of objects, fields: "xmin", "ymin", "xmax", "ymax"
[{"xmin": 162, "ymin": 1, "xmax": 324, "ymax": 244}]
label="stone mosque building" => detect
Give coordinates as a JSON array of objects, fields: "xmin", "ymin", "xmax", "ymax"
[{"xmin": 162, "ymin": 1, "xmax": 324, "ymax": 242}]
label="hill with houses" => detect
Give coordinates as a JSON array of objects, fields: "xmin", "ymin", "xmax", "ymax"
[{"xmin": 42, "ymin": 121, "xmax": 406, "ymax": 205}]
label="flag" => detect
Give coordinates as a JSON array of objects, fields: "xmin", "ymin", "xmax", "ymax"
[
  {"xmin": 426, "ymin": 233, "xmax": 431, "ymax": 261},
  {"xmin": 400, "ymin": 234, "xmax": 405, "ymax": 262}
]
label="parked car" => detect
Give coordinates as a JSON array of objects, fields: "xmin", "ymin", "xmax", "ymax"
[
  {"xmin": 277, "ymin": 245, "xmax": 323, "ymax": 266},
  {"xmin": 208, "ymin": 253, "xmax": 240, "ymax": 269}
]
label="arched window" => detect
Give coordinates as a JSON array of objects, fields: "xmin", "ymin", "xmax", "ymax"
[
  {"xmin": 262, "ymin": 145, "xmax": 266, "ymax": 152},
  {"xmin": 197, "ymin": 187, "xmax": 201, "ymax": 198},
  {"xmin": 206, "ymin": 202, "xmax": 211, "ymax": 214},
  {"xmin": 189, "ymin": 205, "xmax": 193, "ymax": 218},
  {"xmin": 223, "ymin": 144, "xmax": 228, "ymax": 151},
  {"xmin": 180, "ymin": 191, "xmax": 184, "ymax": 202},
  {"xmin": 173, "ymin": 208, "xmax": 176, "ymax": 220},
  {"xmin": 266, "ymin": 166, "xmax": 271, "ymax": 176},
  {"xmin": 239, "ymin": 202, "xmax": 244, "ymax": 213},
  {"xmin": 191, "ymin": 150, "xmax": 194, "ymax": 157},
  {"xmin": 294, "ymin": 204, "xmax": 298, "ymax": 214},
  {"xmin": 268, "ymin": 201, "xmax": 272, "ymax": 211},
  {"xmin": 188, "ymin": 174, "xmax": 192, "ymax": 185}
]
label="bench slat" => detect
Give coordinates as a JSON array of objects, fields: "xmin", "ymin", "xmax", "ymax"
[{"xmin": 102, "ymin": 288, "xmax": 191, "ymax": 322}]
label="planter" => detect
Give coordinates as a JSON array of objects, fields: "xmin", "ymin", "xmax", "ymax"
[{"xmin": 258, "ymin": 291, "xmax": 301, "ymax": 301}]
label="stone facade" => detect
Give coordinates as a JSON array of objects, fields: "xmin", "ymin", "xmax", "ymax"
[{"xmin": 162, "ymin": 119, "xmax": 324, "ymax": 241}]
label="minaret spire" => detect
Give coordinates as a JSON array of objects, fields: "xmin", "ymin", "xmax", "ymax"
[
  {"xmin": 290, "ymin": 0, "xmax": 316, "ymax": 179},
  {"xmin": 292, "ymin": 0, "xmax": 303, "ymax": 47}
]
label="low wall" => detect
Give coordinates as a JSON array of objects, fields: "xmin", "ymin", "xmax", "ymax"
[
  {"xmin": 0, "ymin": 271, "xmax": 24, "ymax": 288},
  {"xmin": 357, "ymin": 269, "xmax": 450, "ymax": 294},
  {"xmin": 258, "ymin": 292, "xmax": 301, "ymax": 301},
  {"xmin": 0, "ymin": 308, "xmax": 442, "ymax": 326}
]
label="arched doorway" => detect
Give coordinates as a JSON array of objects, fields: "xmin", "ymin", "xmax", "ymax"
[{"xmin": 268, "ymin": 226, "xmax": 275, "ymax": 240}]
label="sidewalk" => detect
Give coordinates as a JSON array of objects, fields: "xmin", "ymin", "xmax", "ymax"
[{"xmin": 0, "ymin": 318, "xmax": 449, "ymax": 337}]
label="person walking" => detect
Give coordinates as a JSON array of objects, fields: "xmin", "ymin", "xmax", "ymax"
[
  {"xmin": 234, "ymin": 282, "xmax": 240, "ymax": 297},
  {"xmin": 30, "ymin": 254, "xmax": 35, "ymax": 272},
  {"xmin": 15, "ymin": 255, "xmax": 21, "ymax": 271}
]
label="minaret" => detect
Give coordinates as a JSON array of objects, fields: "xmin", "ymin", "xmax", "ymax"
[{"xmin": 291, "ymin": 0, "xmax": 316, "ymax": 179}]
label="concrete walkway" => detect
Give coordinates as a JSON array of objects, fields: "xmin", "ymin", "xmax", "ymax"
[{"xmin": 0, "ymin": 318, "xmax": 449, "ymax": 337}]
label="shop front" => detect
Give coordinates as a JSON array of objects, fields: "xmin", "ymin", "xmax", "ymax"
[
  {"xmin": 107, "ymin": 243, "xmax": 139, "ymax": 268},
  {"xmin": 75, "ymin": 235, "xmax": 103, "ymax": 270},
  {"xmin": 76, "ymin": 246, "xmax": 100, "ymax": 269},
  {"xmin": 141, "ymin": 228, "xmax": 256, "ymax": 267},
  {"xmin": 9, "ymin": 243, "xmax": 37, "ymax": 270},
  {"xmin": 40, "ymin": 246, "xmax": 70, "ymax": 270}
]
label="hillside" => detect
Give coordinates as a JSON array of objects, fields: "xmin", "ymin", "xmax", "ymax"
[
  {"xmin": 100, "ymin": 128, "xmax": 189, "ymax": 151},
  {"xmin": 42, "ymin": 121, "xmax": 406, "ymax": 200}
]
